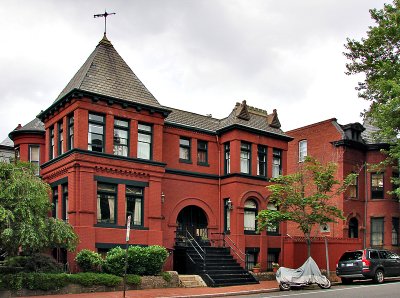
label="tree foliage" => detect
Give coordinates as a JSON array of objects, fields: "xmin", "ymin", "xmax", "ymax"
[
  {"xmin": 257, "ymin": 157, "xmax": 357, "ymax": 257},
  {"xmin": 344, "ymin": 0, "xmax": 400, "ymax": 196},
  {"xmin": 0, "ymin": 161, "xmax": 78, "ymax": 256}
]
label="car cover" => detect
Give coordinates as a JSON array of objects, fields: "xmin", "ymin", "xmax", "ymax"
[{"xmin": 276, "ymin": 256, "xmax": 329, "ymax": 286}]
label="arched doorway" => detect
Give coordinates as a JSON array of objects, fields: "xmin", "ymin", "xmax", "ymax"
[
  {"xmin": 176, "ymin": 205, "xmax": 208, "ymax": 240},
  {"xmin": 348, "ymin": 217, "xmax": 359, "ymax": 238}
]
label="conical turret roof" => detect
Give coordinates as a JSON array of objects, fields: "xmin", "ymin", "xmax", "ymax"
[{"xmin": 55, "ymin": 35, "xmax": 161, "ymax": 108}]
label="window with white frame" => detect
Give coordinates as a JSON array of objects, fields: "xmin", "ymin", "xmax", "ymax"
[
  {"xmin": 29, "ymin": 145, "xmax": 40, "ymax": 175},
  {"xmin": 240, "ymin": 142, "xmax": 251, "ymax": 174},
  {"xmin": 272, "ymin": 149, "xmax": 282, "ymax": 178},
  {"xmin": 299, "ymin": 140, "xmax": 307, "ymax": 162},
  {"xmin": 244, "ymin": 199, "xmax": 258, "ymax": 232},
  {"xmin": 137, "ymin": 123, "xmax": 152, "ymax": 160}
]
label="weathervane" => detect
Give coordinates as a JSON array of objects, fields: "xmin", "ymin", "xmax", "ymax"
[{"xmin": 94, "ymin": 10, "xmax": 116, "ymax": 35}]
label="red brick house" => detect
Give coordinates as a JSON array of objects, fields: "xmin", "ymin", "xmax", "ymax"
[
  {"xmin": 285, "ymin": 118, "xmax": 400, "ymax": 268},
  {"xmin": 8, "ymin": 35, "xmax": 292, "ymax": 281}
]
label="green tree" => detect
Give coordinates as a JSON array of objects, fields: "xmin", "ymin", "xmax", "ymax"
[
  {"xmin": 344, "ymin": 0, "xmax": 400, "ymax": 197},
  {"xmin": 257, "ymin": 157, "xmax": 356, "ymax": 257},
  {"xmin": 0, "ymin": 161, "xmax": 78, "ymax": 256}
]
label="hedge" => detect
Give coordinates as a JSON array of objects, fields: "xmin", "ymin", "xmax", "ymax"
[{"xmin": 0, "ymin": 272, "xmax": 122, "ymax": 291}]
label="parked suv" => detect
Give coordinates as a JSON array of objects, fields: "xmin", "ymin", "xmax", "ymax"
[{"xmin": 336, "ymin": 248, "xmax": 400, "ymax": 284}]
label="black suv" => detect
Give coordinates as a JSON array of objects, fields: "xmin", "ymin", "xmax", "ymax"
[{"xmin": 336, "ymin": 248, "xmax": 400, "ymax": 284}]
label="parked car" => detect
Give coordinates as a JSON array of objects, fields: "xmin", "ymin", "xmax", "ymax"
[{"xmin": 336, "ymin": 248, "xmax": 400, "ymax": 284}]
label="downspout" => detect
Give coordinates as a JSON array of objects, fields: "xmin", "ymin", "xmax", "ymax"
[
  {"xmin": 363, "ymin": 162, "xmax": 368, "ymax": 249},
  {"xmin": 216, "ymin": 135, "xmax": 222, "ymax": 235}
]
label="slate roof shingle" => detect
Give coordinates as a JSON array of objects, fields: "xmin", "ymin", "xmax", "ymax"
[
  {"xmin": 165, "ymin": 100, "xmax": 290, "ymax": 138},
  {"xmin": 55, "ymin": 35, "xmax": 161, "ymax": 108}
]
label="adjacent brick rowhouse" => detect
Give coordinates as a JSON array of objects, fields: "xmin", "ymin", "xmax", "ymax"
[{"xmin": 9, "ymin": 35, "xmax": 399, "ymax": 273}]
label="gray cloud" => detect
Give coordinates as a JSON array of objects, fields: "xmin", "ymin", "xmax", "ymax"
[{"xmin": 0, "ymin": 0, "xmax": 387, "ymax": 141}]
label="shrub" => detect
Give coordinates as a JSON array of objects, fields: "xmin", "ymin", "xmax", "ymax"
[
  {"xmin": 5, "ymin": 253, "xmax": 63, "ymax": 273},
  {"xmin": 75, "ymin": 249, "xmax": 104, "ymax": 272},
  {"xmin": 23, "ymin": 273, "xmax": 69, "ymax": 291},
  {"xmin": 0, "ymin": 273, "xmax": 23, "ymax": 290},
  {"xmin": 143, "ymin": 246, "xmax": 168, "ymax": 275},
  {"xmin": 4, "ymin": 256, "xmax": 28, "ymax": 268},
  {"xmin": 24, "ymin": 253, "xmax": 63, "ymax": 273},
  {"xmin": 125, "ymin": 274, "xmax": 141, "ymax": 285},
  {"xmin": 103, "ymin": 246, "xmax": 126, "ymax": 276},
  {"xmin": 103, "ymin": 245, "xmax": 169, "ymax": 276},
  {"xmin": 67, "ymin": 272, "xmax": 122, "ymax": 287}
]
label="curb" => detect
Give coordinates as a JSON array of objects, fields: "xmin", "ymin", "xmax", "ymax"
[{"xmin": 158, "ymin": 287, "xmax": 280, "ymax": 298}]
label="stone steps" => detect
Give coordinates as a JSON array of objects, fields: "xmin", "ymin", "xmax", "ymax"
[{"xmin": 179, "ymin": 274, "xmax": 207, "ymax": 288}]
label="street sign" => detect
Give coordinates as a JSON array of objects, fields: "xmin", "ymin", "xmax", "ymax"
[{"xmin": 126, "ymin": 215, "xmax": 131, "ymax": 242}]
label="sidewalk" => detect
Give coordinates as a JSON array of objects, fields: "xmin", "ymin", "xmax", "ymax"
[{"xmin": 23, "ymin": 280, "xmax": 279, "ymax": 298}]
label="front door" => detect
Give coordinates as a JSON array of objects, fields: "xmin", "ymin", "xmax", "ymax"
[{"xmin": 176, "ymin": 205, "xmax": 208, "ymax": 240}]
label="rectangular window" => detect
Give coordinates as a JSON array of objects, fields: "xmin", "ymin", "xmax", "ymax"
[
  {"xmin": 272, "ymin": 149, "xmax": 282, "ymax": 178},
  {"xmin": 224, "ymin": 198, "xmax": 231, "ymax": 233},
  {"xmin": 245, "ymin": 248, "xmax": 259, "ymax": 271},
  {"xmin": 267, "ymin": 249, "xmax": 280, "ymax": 272},
  {"xmin": 49, "ymin": 126, "xmax": 55, "ymax": 159},
  {"xmin": 52, "ymin": 187, "xmax": 58, "ymax": 218},
  {"xmin": 97, "ymin": 183, "xmax": 117, "ymax": 224},
  {"xmin": 126, "ymin": 186, "xmax": 144, "ymax": 226},
  {"xmin": 240, "ymin": 142, "xmax": 251, "ymax": 174},
  {"xmin": 392, "ymin": 171, "xmax": 399, "ymax": 199},
  {"xmin": 15, "ymin": 147, "xmax": 20, "ymax": 162},
  {"xmin": 137, "ymin": 123, "xmax": 152, "ymax": 160},
  {"xmin": 348, "ymin": 174, "xmax": 358, "ymax": 198},
  {"xmin": 299, "ymin": 140, "xmax": 307, "ymax": 162},
  {"xmin": 68, "ymin": 115, "xmax": 74, "ymax": 150},
  {"xmin": 371, "ymin": 217, "xmax": 384, "ymax": 246},
  {"xmin": 88, "ymin": 113, "xmax": 105, "ymax": 152},
  {"xmin": 392, "ymin": 217, "xmax": 399, "ymax": 246},
  {"xmin": 197, "ymin": 140, "xmax": 208, "ymax": 165},
  {"xmin": 58, "ymin": 121, "xmax": 64, "ymax": 155},
  {"xmin": 371, "ymin": 173, "xmax": 384, "ymax": 199},
  {"xmin": 267, "ymin": 203, "xmax": 279, "ymax": 234},
  {"xmin": 257, "ymin": 145, "xmax": 267, "ymax": 177},
  {"xmin": 179, "ymin": 137, "xmax": 191, "ymax": 161},
  {"xmin": 29, "ymin": 145, "xmax": 40, "ymax": 176},
  {"xmin": 224, "ymin": 143, "xmax": 230, "ymax": 174},
  {"xmin": 113, "ymin": 118, "xmax": 129, "ymax": 157},
  {"xmin": 62, "ymin": 184, "xmax": 68, "ymax": 222}
]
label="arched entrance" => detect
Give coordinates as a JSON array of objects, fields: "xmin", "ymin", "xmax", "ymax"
[{"xmin": 176, "ymin": 205, "xmax": 208, "ymax": 240}]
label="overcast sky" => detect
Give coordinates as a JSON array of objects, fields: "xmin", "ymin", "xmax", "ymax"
[{"xmin": 0, "ymin": 0, "xmax": 388, "ymax": 142}]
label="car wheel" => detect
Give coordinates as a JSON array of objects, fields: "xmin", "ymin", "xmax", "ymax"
[
  {"xmin": 341, "ymin": 278, "xmax": 353, "ymax": 284},
  {"xmin": 373, "ymin": 269, "xmax": 384, "ymax": 283},
  {"xmin": 279, "ymin": 282, "xmax": 291, "ymax": 291},
  {"xmin": 318, "ymin": 278, "xmax": 331, "ymax": 289}
]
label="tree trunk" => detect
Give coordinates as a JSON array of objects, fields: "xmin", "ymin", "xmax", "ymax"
[{"xmin": 305, "ymin": 234, "xmax": 311, "ymax": 258}]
